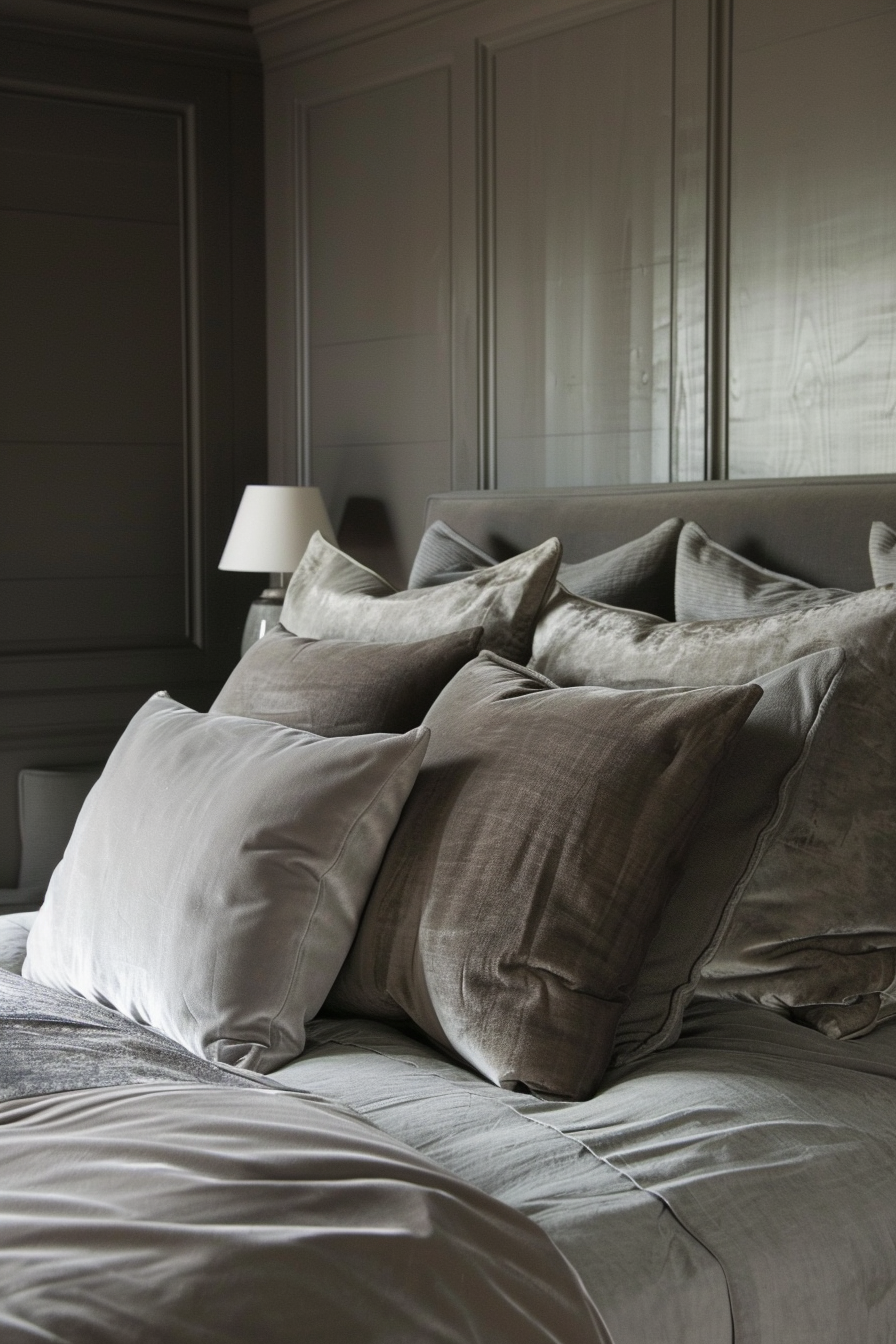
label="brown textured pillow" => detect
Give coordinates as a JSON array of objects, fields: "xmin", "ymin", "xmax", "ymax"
[
  {"xmin": 210, "ymin": 626, "xmax": 483, "ymax": 735},
  {"xmin": 870, "ymin": 521, "xmax": 896, "ymax": 586},
  {"xmin": 409, "ymin": 518, "xmax": 683, "ymax": 619},
  {"xmin": 328, "ymin": 652, "xmax": 760, "ymax": 1100},
  {"xmin": 533, "ymin": 585, "xmax": 896, "ymax": 1038},
  {"xmin": 676, "ymin": 522, "xmax": 851, "ymax": 620},
  {"xmin": 282, "ymin": 532, "xmax": 560, "ymax": 664}
]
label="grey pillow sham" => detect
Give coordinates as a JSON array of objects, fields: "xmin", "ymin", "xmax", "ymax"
[
  {"xmin": 282, "ymin": 532, "xmax": 559, "ymax": 664},
  {"xmin": 211, "ymin": 625, "xmax": 483, "ymax": 734},
  {"xmin": 676, "ymin": 522, "xmax": 852, "ymax": 620},
  {"xmin": 329, "ymin": 652, "xmax": 760, "ymax": 1100},
  {"xmin": 23, "ymin": 694, "xmax": 429, "ymax": 1073},
  {"xmin": 870, "ymin": 521, "xmax": 896, "ymax": 586},
  {"xmin": 533, "ymin": 586, "xmax": 896, "ymax": 1038},
  {"xmin": 409, "ymin": 518, "xmax": 684, "ymax": 619}
]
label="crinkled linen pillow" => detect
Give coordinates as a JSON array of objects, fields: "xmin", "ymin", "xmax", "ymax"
[
  {"xmin": 533, "ymin": 585, "xmax": 896, "ymax": 1038},
  {"xmin": 282, "ymin": 532, "xmax": 559, "ymax": 663},
  {"xmin": 409, "ymin": 518, "xmax": 683, "ymax": 619},
  {"xmin": 870, "ymin": 521, "xmax": 896, "ymax": 586},
  {"xmin": 676, "ymin": 521, "xmax": 853, "ymax": 620},
  {"xmin": 211, "ymin": 626, "xmax": 483, "ymax": 734},
  {"xmin": 329, "ymin": 652, "xmax": 760, "ymax": 1100},
  {"xmin": 23, "ymin": 693, "xmax": 429, "ymax": 1073}
]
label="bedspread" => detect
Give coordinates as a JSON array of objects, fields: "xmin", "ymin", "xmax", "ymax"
[{"xmin": 0, "ymin": 970, "xmax": 608, "ymax": 1344}]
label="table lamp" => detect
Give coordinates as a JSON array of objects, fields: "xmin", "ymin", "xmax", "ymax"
[{"xmin": 219, "ymin": 485, "xmax": 336, "ymax": 655}]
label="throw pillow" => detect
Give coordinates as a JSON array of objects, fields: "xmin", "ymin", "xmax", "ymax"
[
  {"xmin": 870, "ymin": 521, "xmax": 896, "ymax": 586},
  {"xmin": 23, "ymin": 694, "xmax": 429, "ymax": 1073},
  {"xmin": 328, "ymin": 652, "xmax": 759, "ymax": 1100}
]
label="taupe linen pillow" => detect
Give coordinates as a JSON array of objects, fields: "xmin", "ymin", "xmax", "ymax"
[
  {"xmin": 23, "ymin": 694, "xmax": 429, "ymax": 1073},
  {"xmin": 329, "ymin": 653, "xmax": 760, "ymax": 1100},
  {"xmin": 533, "ymin": 586, "xmax": 896, "ymax": 1037},
  {"xmin": 409, "ymin": 518, "xmax": 683, "ymax": 619},
  {"xmin": 282, "ymin": 532, "xmax": 559, "ymax": 664},
  {"xmin": 210, "ymin": 626, "xmax": 483, "ymax": 734},
  {"xmin": 870, "ymin": 521, "xmax": 896, "ymax": 586},
  {"xmin": 676, "ymin": 522, "xmax": 852, "ymax": 621}
]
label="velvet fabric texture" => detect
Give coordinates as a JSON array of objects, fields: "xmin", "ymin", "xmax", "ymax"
[
  {"xmin": 675, "ymin": 522, "xmax": 853, "ymax": 620},
  {"xmin": 611, "ymin": 649, "xmax": 844, "ymax": 1062},
  {"xmin": 282, "ymin": 532, "xmax": 559, "ymax": 663},
  {"xmin": 328, "ymin": 653, "xmax": 760, "ymax": 1100},
  {"xmin": 409, "ymin": 518, "xmax": 683, "ymax": 619},
  {"xmin": 211, "ymin": 626, "xmax": 483, "ymax": 734},
  {"xmin": 24, "ymin": 694, "xmax": 429, "ymax": 1073},
  {"xmin": 533, "ymin": 586, "xmax": 896, "ymax": 1037},
  {"xmin": 869, "ymin": 521, "xmax": 896, "ymax": 586}
]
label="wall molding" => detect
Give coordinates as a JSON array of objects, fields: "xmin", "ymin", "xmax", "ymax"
[
  {"xmin": 0, "ymin": 0, "xmax": 259, "ymax": 60},
  {"xmin": 250, "ymin": 0, "xmax": 476, "ymax": 66}
]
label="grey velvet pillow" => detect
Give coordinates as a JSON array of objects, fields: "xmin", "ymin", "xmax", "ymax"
[
  {"xmin": 409, "ymin": 518, "xmax": 683, "ymax": 619},
  {"xmin": 210, "ymin": 626, "xmax": 483, "ymax": 734},
  {"xmin": 282, "ymin": 532, "xmax": 559, "ymax": 664},
  {"xmin": 23, "ymin": 694, "xmax": 429, "ymax": 1073},
  {"xmin": 870, "ymin": 521, "xmax": 896, "ymax": 586},
  {"xmin": 533, "ymin": 586, "xmax": 896, "ymax": 1038},
  {"xmin": 676, "ymin": 521, "xmax": 852, "ymax": 620},
  {"xmin": 329, "ymin": 652, "xmax": 760, "ymax": 1100}
]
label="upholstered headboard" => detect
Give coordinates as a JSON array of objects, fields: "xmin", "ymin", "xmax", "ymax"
[{"xmin": 424, "ymin": 476, "xmax": 896, "ymax": 592}]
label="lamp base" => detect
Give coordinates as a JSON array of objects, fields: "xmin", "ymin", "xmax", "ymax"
[{"xmin": 240, "ymin": 588, "xmax": 286, "ymax": 657}]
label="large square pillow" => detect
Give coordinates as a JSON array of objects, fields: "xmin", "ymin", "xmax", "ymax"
[
  {"xmin": 282, "ymin": 532, "xmax": 559, "ymax": 663},
  {"xmin": 23, "ymin": 694, "xmax": 428, "ymax": 1073},
  {"xmin": 870, "ymin": 521, "xmax": 896, "ymax": 586},
  {"xmin": 676, "ymin": 522, "xmax": 853, "ymax": 620},
  {"xmin": 409, "ymin": 518, "xmax": 683, "ymax": 619},
  {"xmin": 533, "ymin": 586, "xmax": 896, "ymax": 1037},
  {"xmin": 210, "ymin": 626, "xmax": 482, "ymax": 734},
  {"xmin": 328, "ymin": 652, "xmax": 760, "ymax": 1100}
]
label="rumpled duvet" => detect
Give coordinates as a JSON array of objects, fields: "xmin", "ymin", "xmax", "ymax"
[{"xmin": 0, "ymin": 970, "xmax": 608, "ymax": 1344}]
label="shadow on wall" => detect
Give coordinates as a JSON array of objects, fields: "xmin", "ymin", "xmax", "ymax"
[{"xmin": 337, "ymin": 497, "xmax": 404, "ymax": 589}]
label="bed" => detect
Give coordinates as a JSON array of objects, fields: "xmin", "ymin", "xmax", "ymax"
[{"xmin": 4, "ymin": 474, "xmax": 896, "ymax": 1344}]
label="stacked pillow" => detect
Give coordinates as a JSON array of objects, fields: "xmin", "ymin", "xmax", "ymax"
[
  {"xmin": 870, "ymin": 521, "xmax": 896, "ymax": 586},
  {"xmin": 409, "ymin": 517, "xmax": 684, "ymax": 619}
]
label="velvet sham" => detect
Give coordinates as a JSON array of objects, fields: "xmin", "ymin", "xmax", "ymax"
[
  {"xmin": 281, "ymin": 532, "xmax": 559, "ymax": 664},
  {"xmin": 23, "ymin": 694, "xmax": 429, "ymax": 1073},
  {"xmin": 533, "ymin": 586, "xmax": 896, "ymax": 1037},
  {"xmin": 675, "ymin": 522, "xmax": 852, "ymax": 621},
  {"xmin": 409, "ymin": 518, "xmax": 683, "ymax": 619},
  {"xmin": 210, "ymin": 626, "xmax": 483, "ymax": 734},
  {"xmin": 328, "ymin": 652, "xmax": 760, "ymax": 1100},
  {"xmin": 870, "ymin": 521, "xmax": 896, "ymax": 586}
]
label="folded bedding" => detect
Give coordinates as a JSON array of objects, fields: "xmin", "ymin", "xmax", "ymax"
[{"xmin": 0, "ymin": 969, "xmax": 608, "ymax": 1344}]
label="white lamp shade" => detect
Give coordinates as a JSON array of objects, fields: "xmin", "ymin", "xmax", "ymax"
[{"xmin": 219, "ymin": 486, "xmax": 336, "ymax": 573}]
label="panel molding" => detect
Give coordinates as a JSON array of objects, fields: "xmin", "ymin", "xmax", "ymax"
[
  {"xmin": 0, "ymin": 78, "xmax": 204, "ymax": 657},
  {"xmin": 0, "ymin": 0, "xmax": 258, "ymax": 61}
]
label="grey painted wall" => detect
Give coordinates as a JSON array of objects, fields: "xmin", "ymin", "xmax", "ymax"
[{"xmin": 0, "ymin": 6, "xmax": 267, "ymax": 884}]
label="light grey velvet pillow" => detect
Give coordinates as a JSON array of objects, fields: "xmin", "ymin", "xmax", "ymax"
[
  {"xmin": 610, "ymin": 649, "xmax": 844, "ymax": 1062},
  {"xmin": 676, "ymin": 521, "xmax": 852, "ymax": 620},
  {"xmin": 329, "ymin": 652, "xmax": 760, "ymax": 1100},
  {"xmin": 282, "ymin": 532, "xmax": 559, "ymax": 664},
  {"xmin": 533, "ymin": 586, "xmax": 896, "ymax": 1038},
  {"xmin": 210, "ymin": 626, "xmax": 483, "ymax": 734},
  {"xmin": 23, "ymin": 694, "xmax": 429, "ymax": 1073},
  {"xmin": 409, "ymin": 518, "xmax": 683, "ymax": 619},
  {"xmin": 870, "ymin": 521, "xmax": 896, "ymax": 586}
]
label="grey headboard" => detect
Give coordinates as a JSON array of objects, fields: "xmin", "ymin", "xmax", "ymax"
[{"xmin": 424, "ymin": 476, "xmax": 896, "ymax": 592}]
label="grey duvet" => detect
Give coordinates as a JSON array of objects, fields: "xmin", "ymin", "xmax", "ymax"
[{"xmin": 0, "ymin": 970, "xmax": 607, "ymax": 1344}]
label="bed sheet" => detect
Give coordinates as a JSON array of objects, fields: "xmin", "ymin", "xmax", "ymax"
[{"xmin": 274, "ymin": 1002, "xmax": 896, "ymax": 1344}]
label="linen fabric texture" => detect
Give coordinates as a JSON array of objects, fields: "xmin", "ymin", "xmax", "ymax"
[
  {"xmin": 409, "ymin": 518, "xmax": 683, "ymax": 619},
  {"xmin": 210, "ymin": 625, "xmax": 483, "ymax": 735},
  {"xmin": 533, "ymin": 586, "xmax": 896, "ymax": 1037},
  {"xmin": 869, "ymin": 521, "xmax": 896, "ymax": 586},
  {"xmin": 675, "ymin": 522, "xmax": 853, "ymax": 621},
  {"xmin": 23, "ymin": 693, "xmax": 429, "ymax": 1072},
  {"xmin": 329, "ymin": 652, "xmax": 760, "ymax": 1100},
  {"xmin": 282, "ymin": 532, "xmax": 559, "ymax": 663}
]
